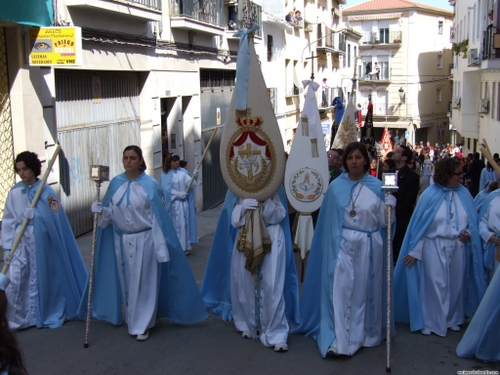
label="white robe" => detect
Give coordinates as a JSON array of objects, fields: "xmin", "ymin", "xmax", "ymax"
[
  {"xmin": 100, "ymin": 180, "xmax": 169, "ymax": 335},
  {"xmin": 230, "ymin": 192, "xmax": 288, "ymax": 347},
  {"xmin": 332, "ymin": 184, "xmax": 389, "ymax": 355},
  {"xmin": 3, "ymin": 188, "xmax": 38, "ymax": 329},
  {"xmin": 169, "ymin": 170, "xmax": 195, "ymax": 252},
  {"xmin": 479, "ymin": 194, "xmax": 500, "ymax": 279},
  {"xmin": 408, "ymin": 192, "xmax": 468, "ymax": 336}
]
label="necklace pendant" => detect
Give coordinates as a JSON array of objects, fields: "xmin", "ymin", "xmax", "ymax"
[
  {"xmin": 450, "ymin": 212, "xmax": 454, "ymax": 219},
  {"xmin": 349, "ymin": 209, "xmax": 357, "ymax": 217}
]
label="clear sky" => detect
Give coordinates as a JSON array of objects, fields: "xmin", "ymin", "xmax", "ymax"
[{"xmin": 342, "ymin": 0, "xmax": 453, "ymax": 12}]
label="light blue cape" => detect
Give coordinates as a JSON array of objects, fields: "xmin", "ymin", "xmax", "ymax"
[
  {"xmin": 160, "ymin": 168, "xmax": 198, "ymax": 244},
  {"xmin": 291, "ymin": 173, "xmax": 392, "ymax": 357},
  {"xmin": 200, "ymin": 186, "xmax": 300, "ymax": 325},
  {"xmin": 7, "ymin": 180, "xmax": 88, "ymax": 328},
  {"xmin": 393, "ymin": 183, "xmax": 487, "ymax": 331},
  {"xmin": 78, "ymin": 172, "xmax": 207, "ymax": 325},
  {"xmin": 456, "ymin": 263, "xmax": 500, "ymax": 362},
  {"xmin": 477, "ymin": 189, "xmax": 500, "ymax": 280}
]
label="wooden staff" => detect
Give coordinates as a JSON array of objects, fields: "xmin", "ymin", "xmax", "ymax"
[
  {"xmin": 185, "ymin": 126, "xmax": 220, "ymax": 193},
  {"xmin": 84, "ymin": 173, "xmax": 106, "ymax": 348},
  {"xmin": 2, "ymin": 145, "xmax": 61, "ymax": 275}
]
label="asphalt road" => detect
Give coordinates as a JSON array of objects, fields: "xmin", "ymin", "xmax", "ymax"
[{"xmin": 12, "ymin": 204, "xmax": 500, "ymax": 375}]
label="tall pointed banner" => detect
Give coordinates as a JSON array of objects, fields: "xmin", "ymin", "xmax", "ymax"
[
  {"xmin": 380, "ymin": 127, "xmax": 393, "ymax": 158},
  {"xmin": 285, "ymin": 80, "xmax": 329, "ymax": 262},
  {"xmin": 332, "ymin": 96, "xmax": 357, "ymax": 150},
  {"xmin": 220, "ymin": 26, "xmax": 285, "ymax": 276},
  {"xmin": 360, "ymin": 98, "xmax": 377, "ymax": 158}
]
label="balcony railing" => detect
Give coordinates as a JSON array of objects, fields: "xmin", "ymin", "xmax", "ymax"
[
  {"xmin": 130, "ymin": 0, "xmax": 162, "ymax": 10},
  {"xmin": 171, "ymin": 0, "xmax": 224, "ymax": 28},
  {"xmin": 482, "ymin": 24, "xmax": 500, "ymax": 60},
  {"xmin": 360, "ymin": 31, "xmax": 402, "ymax": 45},
  {"xmin": 316, "ymin": 27, "xmax": 345, "ymax": 53}
]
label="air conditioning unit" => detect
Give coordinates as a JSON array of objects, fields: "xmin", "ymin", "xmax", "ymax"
[
  {"xmin": 478, "ymin": 99, "xmax": 489, "ymax": 113},
  {"xmin": 452, "ymin": 97, "xmax": 461, "ymax": 108},
  {"xmin": 468, "ymin": 48, "xmax": 480, "ymax": 66}
]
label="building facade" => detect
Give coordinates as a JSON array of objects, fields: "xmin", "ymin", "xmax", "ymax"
[
  {"xmin": 343, "ymin": 0, "xmax": 454, "ymax": 148},
  {"xmin": 449, "ymin": 0, "xmax": 500, "ymax": 155}
]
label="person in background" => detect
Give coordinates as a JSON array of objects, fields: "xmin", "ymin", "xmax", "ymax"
[
  {"xmin": 355, "ymin": 103, "xmax": 363, "ymax": 127},
  {"xmin": 456, "ymin": 245, "xmax": 500, "ymax": 362},
  {"xmin": 477, "ymin": 173, "xmax": 500, "ymax": 282},
  {"xmin": 327, "ymin": 149, "xmax": 342, "ymax": 183},
  {"xmin": 479, "ymin": 155, "xmax": 498, "ymax": 191},
  {"xmin": 374, "ymin": 62, "xmax": 380, "ymax": 80},
  {"xmin": 464, "ymin": 152, "xmax": 485, "ymax": 197},
  {"xmin": 321, "ymin": 78, "xmax": 330, "ymax": 107},
  {"xmin": 391, "ymin": 145, "xmax": 420, "ymax": 262},
  {"xmin": 2, "ymin": 151, "xmax": 87, "ymax": 330},
  {"xmin": 292, "ymin": 142, "xmax": 395, "ymax": 357},
  {"xmin": 369, "ymin": 157, "xmax": 381, "ymax": 179},
  {"xmin": 294, "ymin": 10, "xmax": 303, "ymax": 23},
  {"xmin": 0, "ymin": 274, "xmax": 29, "ymax": 375},
  {"xmin": 394, "ymin": 157, "xmax": 487, "ymax": 337},
  {"xmin": 87, "ymin": 145, "xmax": 206, "ymax": 341},
  {"xmin": 160, "ymin": 153, "xmax": 199, "ymax": 255},
  {"xmin": 285, "ymin": 11, "xmax": 294, "ymax": 23},
  {"xmin": 382, "ymin": 158, "xmax": 395, "ymax": 173},
  {"xmin": 336, "ymin": 148, "xmax": 344, "ymax": 172},
  {"xmin": 161, "ymin": 129, "xmax": 169, "ymax": 165}
]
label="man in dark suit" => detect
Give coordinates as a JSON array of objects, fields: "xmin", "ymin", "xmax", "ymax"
[
  {"xmin": 464, "ymin": 152, "xmax": 485, "ymax": 197},
  {"xmin": 391, "ymin": 145, "xmax": 420, "ymax": 262}
]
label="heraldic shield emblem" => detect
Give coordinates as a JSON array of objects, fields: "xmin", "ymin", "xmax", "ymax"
[{"xmin": 226, "ymin": 111, "xmax": 277, "ymax": 194}]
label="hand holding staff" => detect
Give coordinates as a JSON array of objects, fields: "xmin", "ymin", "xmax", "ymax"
[
  {"xmin": 2, "ymin": 145, "xmax": 61, "ymax": 275},
  {"xmin": 185, "ymin": 126, "xmax": 220, "ymax": 193}
]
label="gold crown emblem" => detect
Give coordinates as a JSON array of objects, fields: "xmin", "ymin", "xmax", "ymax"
[{"xmin": 236, "ymin": 109, "xmax": 263, "ymax": 130}]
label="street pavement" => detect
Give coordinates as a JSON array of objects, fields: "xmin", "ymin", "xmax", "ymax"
[{"xmin": 10, "ymin": 203, "xmax": 500, "ymax": 375}]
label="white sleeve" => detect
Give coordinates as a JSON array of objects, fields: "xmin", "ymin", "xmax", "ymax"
[
  {"xmin": 98, "ymin": 206, "xmax": 112, "ymax": 228},
  {"xmin": 261, "ymin": 193, "xmax": 286, "ymax": 225},
  {"xmin": 479, "ymin": 215, "xmax": 494, "ymax": 246},
  {"xmin": 408, "ymin": 238, "xmax": 424, "ymax": 260},
  {"xmin": 231, "ymin": 200, "xmax": 247, "ymax": 228}
]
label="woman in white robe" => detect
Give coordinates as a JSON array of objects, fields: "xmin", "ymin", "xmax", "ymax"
[
  {"xmin": 160, "ymin": 154, "xmax": 198, "ymax": 255},
  {"xmin": 92, "ymin": 146, "xmax": 170, "ymax": 340},
  {"xmin": 86, "ymin": 146, "xmax": 207, "ymax": 341},
  {"xmin": 2, "ymin": 151, "xmax": 87, "ymax": 330},
  {"xmin": 292, "ymin": 142, "xmax": 395, "ymax": 357},
  {"xmin": 394, "ymin": 157, "xmax": 487, "ymax": 337}
]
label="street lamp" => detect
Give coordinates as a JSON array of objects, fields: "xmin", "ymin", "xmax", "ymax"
[{"xmin": 398, "ymin": 87, "xmax": 405, "ymax": 104}]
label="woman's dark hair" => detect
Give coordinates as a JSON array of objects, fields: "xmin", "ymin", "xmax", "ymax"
[
  {"xmin": 433, "ymin": 157, "xmax": 462, "ymax": 186},
  {"xmin": 0, "ymin": 291, "xmax": 29, "ymax": 375},
  {"xmin": 384, "ymin": 159, "xmax": 396, "ymax": 170},
  {"xmin": 343, "ymin": 142, "xmax": 370, "ymax": 173},
  {"xmin": 14, "ymin": 151, "xmax": 42, "ymax": 177},
  {"xmin": 179, "ymin": 160, "xmax": 188, "ymax": 169},
  {"xmin": 123, "ymin": 145, "xmax": 146, "ymax": 172},
  {"xmin": 163, "ymin": 153, "xmax": 180, "ymax": 173}
]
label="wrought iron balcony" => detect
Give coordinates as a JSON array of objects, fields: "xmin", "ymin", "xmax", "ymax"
[
  {"xmin": 360, "ymin": 31, "xmax": 402, "ymax": 45},
  {"xmin": 130, "ymin": 0, "xmax": 161, "ymax": 10},
  {"xmin": 171, "ymin": 0, "xmax": 224, "ymax": 29}
]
